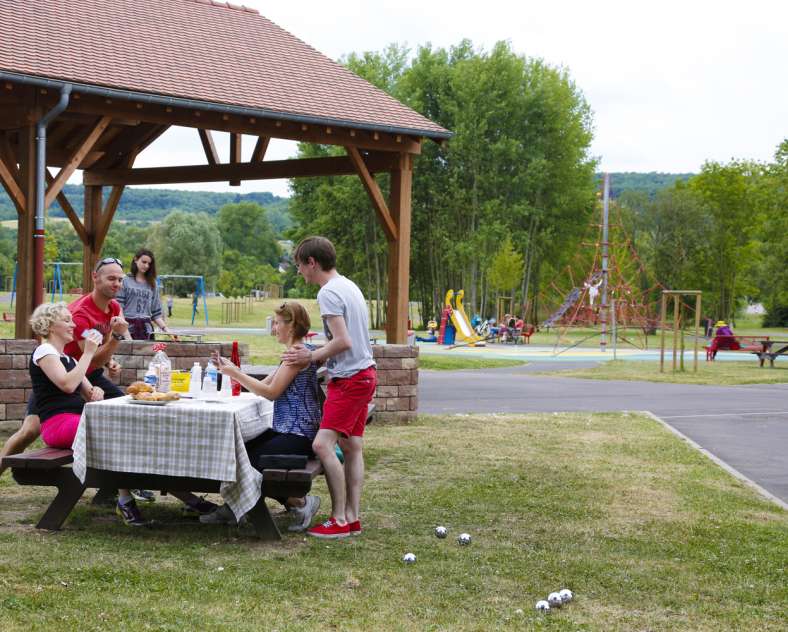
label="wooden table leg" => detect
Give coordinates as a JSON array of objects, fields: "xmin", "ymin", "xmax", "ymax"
[
  {"xmin": 13, "ymin": 467, "xmax": 86, "ymax": 531},
  {"xmin": 245, "ymin": 496, "xmax": 281, "ymax": 540}
]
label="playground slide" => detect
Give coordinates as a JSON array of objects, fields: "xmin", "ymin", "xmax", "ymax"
[
  {"xmin": 542, "ymin": 287, "xmax": 581, "ymax": 328},
  {"xmin": 448, "ymin": 290, "xmax": 485, "ymax": 345}
]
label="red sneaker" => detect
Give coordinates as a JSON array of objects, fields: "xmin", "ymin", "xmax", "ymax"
[
  {"xmin": 307, "ymin": 518, "xmax": 351, "ymax": 539},
  {"xmin": 348, "ymin": 520, "xmax": 362, "ymax": 535}
]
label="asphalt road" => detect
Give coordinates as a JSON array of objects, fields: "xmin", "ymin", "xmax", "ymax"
[{"xmin": 419, "ymin": 363, "xmax": 788, "ymax": 505}]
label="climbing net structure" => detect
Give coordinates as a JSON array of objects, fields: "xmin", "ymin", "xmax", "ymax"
[{"xmin": 539, "ymin": 184, "xmax": 666, "ymax": 354}]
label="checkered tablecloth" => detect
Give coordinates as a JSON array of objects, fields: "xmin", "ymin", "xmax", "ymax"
[{"xmin": 72, "ymin": 393, "xmax": 272, "ymax": 518}]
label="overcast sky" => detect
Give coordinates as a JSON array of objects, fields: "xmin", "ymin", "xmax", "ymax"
[{"xmin": 127, "ymin": 0, "xmax": 788, "ymax": 198}]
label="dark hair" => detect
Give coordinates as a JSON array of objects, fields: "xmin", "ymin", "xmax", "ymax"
[
  {"xmin": 131, "ymin": 249, "xmax": 157, "ymax": 289},
  {"xmin": 274, "ymin": 302, "xmax": 311, "ymax": 340},
  {"xmin": 293, "ymin": 236, "xmax": 336, "ymax": 271}
]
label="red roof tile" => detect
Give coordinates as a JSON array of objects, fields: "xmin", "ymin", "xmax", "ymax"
[{"xmin": 0, "ymin": 0, "xmax": 449, "ymax": 139}]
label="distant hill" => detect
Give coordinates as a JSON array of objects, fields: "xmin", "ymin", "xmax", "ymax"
[
  {"xmin": 0, "ymin": 184, "xmax": 292, "ymax": 235},
  {"xmin": 0, "ymin": 172, "xmax": 693, "ymax": 233},
  {"xmin": 601, "ymin": 172, "xmax": 695, "ymax": 199}
]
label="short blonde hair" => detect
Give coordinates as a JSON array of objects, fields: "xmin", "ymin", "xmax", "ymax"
[
  {"xmin": 29, "ymin": 302, "xmax": 71, "ymax": 338},
  {"xmin": 274, "ymin": 302, "xmax": 311, "ymax": 339}
]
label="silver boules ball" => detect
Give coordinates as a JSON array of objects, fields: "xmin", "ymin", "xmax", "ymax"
[
  {"xmin": 535, "ymin": 600, "xmax": 550, "ymax": 612},
  {"xmin": 547, "ymin": 592, "xmax": 563, "ymax": 608},
  {"xmin": 559, "ymin": 588, "xmax": 573, "ymax": 603},
  {"xmin": 435, "ymin": 526, "xmax": 448, "ymax": 539},
  {"xmin": 457, "ymin": 532, "xmax": 471, "ymax": 546},
  {"xmin": 402, "ymin": 552, "xmax": 416, "ymax": 564}
]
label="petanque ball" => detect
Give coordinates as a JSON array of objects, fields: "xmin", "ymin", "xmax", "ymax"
[
  {"xmin": 547, "ymin": 592, "xmax": 563, "ymax": 608},
  {"xmin": 402, "ymin": 553, "xmax": 416, "ymax": 564},
  {"xmin": 435, "ymin": 526, "xmax": 448, "ymax": 539},
  {"xmin": 457, "ymin": 533, "xmax": 471, "ymax": 546},
  {"xmin": 535, "ymin": 600, "xmax": 550, "ymax": 612},
  {"xmin": 559, "ymin": 588, "xmax": 573, "ymax": 603}
]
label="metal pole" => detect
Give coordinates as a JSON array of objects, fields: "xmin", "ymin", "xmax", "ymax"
[
  {"xmin": 34, "ymin": 85, "xmax": 71, "ymax": 309},
  {"xmin": 659, "ymin": 293, "xmax": 667, "ymax": 372},
  {"xmin": 611, "ymin": 298, "xmax": 617, "ymax": 360},
  {"xmin": 600, "ymin": 173, "xmax": 610, "ymax": 352},
  {"xmin": 672, "ymin": 295, "xmax": 680, "ymax": 372},
  {"xmin": 694, "ymin": 294, "xmax": 701, "ymax": 373}
]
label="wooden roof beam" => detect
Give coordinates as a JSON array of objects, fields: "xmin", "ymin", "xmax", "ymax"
[
  {"xmin": 0, "ymin": 131, "xmax": 24, "ymax": 213},
  {"xmin": 84, "ymin": 153, "xmax": 401, "ymax": 186},
  {"xmin": 45, "ymin": 169, "xmax": 88, "ymax": 244},
  {"xmin": 45, "ymin": 115, "xmax": 111, "ymax": 208},
  {"xmin": 346, "ymin": 145, "xmax": 397, "ymax": 241},
  {"xmin": 250, "ymin": 136, "xmax": 270, "ymax": 162},
  {"xmin": 229, "ymin": 132, "xmax": 241, "ymax": 186},
  {"xmin": 197, "ymin": 129, "xmax": 219, "ymax": 165},
  {"xmin": 64, "ymin": 95, "xmax": 422, "ymax": 154},
  {"xmin": 0, "ymin": 152, "xmax": 25, "ymax": 213}
]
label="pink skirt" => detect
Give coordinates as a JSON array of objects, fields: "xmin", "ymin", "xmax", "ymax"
[{"xmin": 40, "ymin": 412, "xmax": 81, "ymax": 449}]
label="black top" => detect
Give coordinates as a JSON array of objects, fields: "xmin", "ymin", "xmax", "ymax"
[{"xmin": 29, "ymin": 351, "xmax": 85, "ymax": 422}]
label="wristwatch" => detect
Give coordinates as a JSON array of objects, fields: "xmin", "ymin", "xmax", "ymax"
[{"xmin": 112, "ymin": 332, "xmax": 125, "ymax": 341}]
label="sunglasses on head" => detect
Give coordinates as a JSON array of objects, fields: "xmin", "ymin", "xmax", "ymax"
[{"xmin": 94, "ymin": 257, "xmax": 123, "ymax": 272}]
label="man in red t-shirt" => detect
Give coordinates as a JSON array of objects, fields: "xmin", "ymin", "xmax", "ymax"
[{"xmin": 0, "ymin": 258, "xmax": 129, "ymax": 474}]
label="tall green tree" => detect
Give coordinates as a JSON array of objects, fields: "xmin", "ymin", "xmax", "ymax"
[
  {"xmin": 488, "ymin": 236, "xmax": 524, "ymax": 298},
  {"xmin": 216, "ymin": 202, "xmax": 280, "ymax": 266},
  {"xmin": 149, "ymin": 211, "xmax": 222, "ymax": 288},
  {"xmin": 689, "ymin": 160, "xmax": 765, "ymax": 320}
]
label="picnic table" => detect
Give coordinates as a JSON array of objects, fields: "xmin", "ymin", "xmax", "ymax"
[
  {"xmin": 3, "ymin": 393, "xmax": 318, "ymax": 540},
  {"xmin": 751, "ymin": 339, "xmax": 788, "ymax": 368}
]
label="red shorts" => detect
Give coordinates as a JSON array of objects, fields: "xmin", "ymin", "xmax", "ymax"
[{"xmin": 321, "ymin": 367, "xmax": 377, "ymax": 437}]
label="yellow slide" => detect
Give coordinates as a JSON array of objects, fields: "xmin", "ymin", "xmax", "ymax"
[{"xmin": 444, "ymin": 289, "xmax": 486, "ymax": 346}]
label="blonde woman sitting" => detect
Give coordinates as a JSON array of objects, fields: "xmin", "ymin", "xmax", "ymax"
[{"xmin": 28, "ymin": 302, "xmax": 148, "ymax": 527}]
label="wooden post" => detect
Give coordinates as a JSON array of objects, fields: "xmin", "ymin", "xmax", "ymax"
[
  {"xmin": 82, "ymin": 185, "xmax": 103, "ymax": 292},
  {"xmin": 15, "ymin": 125, "xmax": 37, "ymax": 338},
  {"xmin": 386, "ymin": 153, "xmax": 412, "ymax": 344},
  {"xmin": 693, "ymin": 294, "xmax": 701, "ymax": 373},
  {"xmin": 659, "ymin": 293, "xmax": 667, "ymax": 372}
]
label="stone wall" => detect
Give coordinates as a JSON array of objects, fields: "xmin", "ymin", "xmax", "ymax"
[
  {"xmin": 0, "ymin": 339, "xmax": 419, "ymax": 425},
  {"xmin": 371, "ymin": 344, "xmax": 418, "ymax": 424},
  {"xmin": 0, "ymin": 339, "xmax": 248, "ymax": 423}
]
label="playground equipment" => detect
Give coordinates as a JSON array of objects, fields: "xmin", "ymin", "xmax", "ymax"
[
  {"xmin": 9, "ymin": 261, "xmax": 83, "ymax": 309},
  {"xmin": 440, "ymin": 289, "xmax": 486, "ymax": 347},
  {"xmin": 539, "ymin": 174, "xmax": 662, "ymax": 355},
  {"xmin": 157, "ymin": 274, "xmax": 209, "ymax": 327}
]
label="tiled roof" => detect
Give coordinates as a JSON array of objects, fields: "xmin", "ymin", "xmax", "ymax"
[{"xmin": 0, "ymin": 0, "xmax": 449, "ymax": 139}]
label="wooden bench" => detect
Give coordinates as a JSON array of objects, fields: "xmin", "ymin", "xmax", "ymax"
[
  {"xmin": 705, "ymin": 335, "xmax": 775, "ymax": 364},
  {"xmin": 1, "ymin": 403, "xmax": 376, "ymax": 538}
]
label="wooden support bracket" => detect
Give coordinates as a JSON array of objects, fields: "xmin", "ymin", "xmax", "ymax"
[
  {"xmin": 251, "ymin": 136, "xmax": 270, "ymax": 162},
  {"xmin": 229, "ymin": 133, "xmax": 241, "ymax": 186},
  {"xmin": 45, "ymin": 170, "xmax": 88, "ymax": 244},
  {"xmin": 197, "ymin": 129, "xmax": 219, "ymax": 165},
  {"xmin": 45, "ymin": 115, "xmax": 112, "ymax": 208},
  {"xmin": 346, "ymin": 145, "xmax": 398, "ymax": 241}
]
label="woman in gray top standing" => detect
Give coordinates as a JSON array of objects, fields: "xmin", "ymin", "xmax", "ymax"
[{"xmin": 116, "ymin": 249, "xmax": 174, "ymax": 340}]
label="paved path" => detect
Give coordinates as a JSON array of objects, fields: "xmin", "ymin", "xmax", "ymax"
[{"xmin": 419, "ymin": 363, "xmax": 788, "ymax": 505}]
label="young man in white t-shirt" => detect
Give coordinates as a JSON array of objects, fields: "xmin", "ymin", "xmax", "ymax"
[{"xmin": 283, "ymin": 236, "xmax": 377, "ymax": 538}]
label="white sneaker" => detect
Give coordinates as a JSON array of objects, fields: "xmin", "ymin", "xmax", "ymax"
[
  {"xmin": 198, "ymin": 503, "xmax": 237, "ymax": 525},
  {"xmin": 288, "ymin": 495, "xmax": 321, "ymax": 532}
]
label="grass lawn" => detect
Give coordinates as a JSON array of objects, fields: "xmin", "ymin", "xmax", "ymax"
[
  {"xmin": 418, "ymin": 356, "xmax": 525, "ymax": 371},
  {"xmin": 1, "ymin": 412, "xmax": 786, "ymax": 631},
  {"xmin": 537, "ymin": 359, "xmax": 788, "ymax": 385}
]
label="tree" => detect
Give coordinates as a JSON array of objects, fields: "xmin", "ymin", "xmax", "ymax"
[
  {"xmin": 149, "ymin": 211, "xmax": 222, "ymax": 287},
  {"xmin": 689, "ymin": 160, "xmax": 765, "ymax": 321},
  {"xmin": 757, "ymin": 139, "xmax": 788, "ymax": 325},
  {"xmin": 216, "ymin": 202, "xmax": 280, "ymax": 266},
  {"xmin": 488, "ymin": 236, "xmax": 524, "ymax": 298}
]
